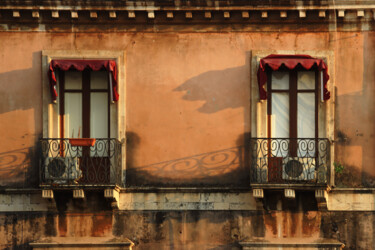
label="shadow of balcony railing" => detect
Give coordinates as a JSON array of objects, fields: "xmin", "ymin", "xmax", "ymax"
[
  {"xmin": 250, "ymin": 138, "xmax": 330, "ymax": 185},
  {"xmin": 126, "ymin": 145, "xmax": 249, "ymax": 187},
  {"xmin": 40, "ymin": 138, "xmax": 122, "ymax": 188}
]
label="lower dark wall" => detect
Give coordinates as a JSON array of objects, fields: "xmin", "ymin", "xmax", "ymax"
[
  {"xmin": 0, "ymin": 210, "xmax": 374, "ymax": 250},
  {"xmin": 320, "ymin": 211, "xmax": 375, "ymax": 250}
]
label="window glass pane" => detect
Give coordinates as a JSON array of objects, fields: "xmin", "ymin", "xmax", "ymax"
[
  {"xmin": 90, "ymin": 92, "xmax": 108, "ymax": 138},
  {"xmin": 65, "ymin": 71, "xmax": 82, "ymax": 90},
  {"xmin": 297, "ymin": 93, "xmax": 315, "ymax": 138},
  {"xmin": 90, "ymin": 93, "xmax": 108, "ymax": 156},
  {"xmin": 271, "ymin": 93, "xmax": 289, "ymax": 138},
  {"xmin": 298, "ymin": 93, "xmax": 315, "ymax": 157},
  {"xmin": 64, "ymin": 93, "xmax": 82, "ymax": 138},
  {"xmin": 271, "ymin": 93, "xmax": 289, "ymax": 157},
  {"xmin": 90, "ymin": 71, "xmax": 108, "ymax": 89},
  {"xmin": 271, "ymin": 71, "xmax": 289, "ymax": 90},
  {"xmin": 297, "ymin": 71, "xmax": 315, "ymax": 90}
]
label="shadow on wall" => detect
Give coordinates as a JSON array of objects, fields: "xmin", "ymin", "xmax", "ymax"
[
  {"xmin": 127, "ymin": 53, "xmax": 251, "ymax": 187},
  {"xmin": 335, "ymin": 88, "xmax": 375, "ymax": 187},
  {"xmin": 0, "ymin": 51, "xmax": 42, "ymax": 188},
  {"xmin": 334, "ymin": 33, "xmax": 375, "ymax": 187},
  {"xmin": 126, "ymin": 132, "xmax": 250, "ymax": 187},
  {"xmin": 0, "ymin": 147, "xmax": 37, "ymax": 188},
  {"xmin": 173, "ymin": 64, "xmax": 249, "ymax": 114}
]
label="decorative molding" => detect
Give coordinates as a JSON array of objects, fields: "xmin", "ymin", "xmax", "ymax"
[
  {"xmin": 147, "ymin": 11, "xmax": 155, "ymax": 19},
  {"xmin": 240, "ymin": 239, "xmax": 344, "ymax": 250},
  {"xmin": 71, "ymin": 11, "xmax": 78, "ymax": 18},
  {"xmin": 90, "ymin": 11, "xmax": 97, "ymax": 18},
  {"xmin": 30, "ymin": 237, "xmax": 134, "ymax": 250},
  {"xmin": 12, "ymin": 11, "xmax": 20, "ymax": 18},
  {"xmin": 128, "ymin": 11, "xmax": 135, "ymax": 18},
  {"xmin": 280, "ymin": 11, "xmax": 287, "ymax": 18},
  {"xmin": 315, "ymin": 189, "xmax": 328, "ymax": 210},
  {"xmin": 109, "ymin": 11, "xmax": 116, "ymax": 18},
  {"xmin": 0, "ymin": 191, "xmax": 374, "ymax": 212},
  {"xmin": 42, "ymin": 189, "xmax": 53, "ymax": 199},
  {"xmin": 0, "ymin": 5, "xmax": 373, "ymax": 24},
  {"xmin": 1, "ymin": 4, "xmax": 375, "ymax": 11},
  {"xmin": 32, "ymin": 11, "xmax": 39, "ymax": 18},
  {"xmin": 242, "ymin": 11, "xmax": 249, "ymax": 18},
  {"xmin": 73, "ymin": 189, "xmax": 85, "ymax": 199},
  {"xmin": 338, "ymin": 10, "xmax": 345, "ymax": 17},
  {"xmin": 104, "ymin": 189, "xmax": 120, "ymax": 209},
  {"xmin": 284, "ymin": 189, "xmax": 295, "ymax": 199},
  {"xmin": 51, "ymin": 10, "xmax": 59, "ymax": 18},
  {"xmin": 253, "ymin": 189, "xmax": 264, "ymax": 198},
  {"xmin": 166, "ymin": 12, "xmax": 173, "ymax": 19}
]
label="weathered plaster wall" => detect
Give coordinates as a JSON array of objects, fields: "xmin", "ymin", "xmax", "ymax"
[
  {"xmin": 1, "ymin": 190, "xmax": 375, "ymax": 249},
  {"xmin": 0, "ymin": 209, "xmax": 374, "ymax": 249},
  {"xmin": 1, "ymin": 190, "xmax": 374, "ymax": 213},
  {"xmin": 0, "ymin": 31, "xmax": 374, "ymax": 187},
  {"xmin": 334, "ymin": 32, "xmax": 375, "ymax": 187}
]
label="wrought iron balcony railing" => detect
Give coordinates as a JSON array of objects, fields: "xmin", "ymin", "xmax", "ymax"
[
  {"xmin": 40, "ymin": 138, "xmax": 122, "ymax": 187},
  {"xmin": 250, "ymin": 138, "xmax": 330, "ymax": 185}
]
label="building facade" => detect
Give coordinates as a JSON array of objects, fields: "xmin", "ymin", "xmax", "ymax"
[{"xmin": 0, "ymin": 0, "xmax": 374, "ymax": 249}]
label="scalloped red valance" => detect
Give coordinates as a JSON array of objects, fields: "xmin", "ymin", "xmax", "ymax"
[
  {"xmin": 257, "ymin": 54, "xmax": 330, "ymax": 100},
  {"xmin": 48, "ymin": 59, "xmax": 119, "ymax": 102}
]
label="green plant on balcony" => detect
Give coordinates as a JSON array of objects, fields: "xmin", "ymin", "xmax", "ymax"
[{"xmin": 334, "ymin": 162, "xmax": 344, "ymax": 174}]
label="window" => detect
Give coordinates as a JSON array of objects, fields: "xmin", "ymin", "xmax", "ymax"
[
  {"xmin": 47, "ymin": 58, "xmax": 120, "ymax": 140},
  {"xmin": 268, "ymin": 69, "xmax": 319, "ymax": 157},
  {"xmin": 250, "ymin": 53, "xmax": 335, "ymax": 186},
  {"xmin": 41, "ymin": 51, "xmax": 125, "ymax": 187},
  {"xmin": 59, "ymin": 70, "xmax": 110, "ymax": 140},
  {"xmin": 257, "ymin": 55, "xmax": 330, "ymax": 148}
]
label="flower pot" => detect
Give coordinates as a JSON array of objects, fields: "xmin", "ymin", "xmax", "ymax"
[{"xmin": 69, "ymin": 138, "xmax": 96, "ymax": 147}]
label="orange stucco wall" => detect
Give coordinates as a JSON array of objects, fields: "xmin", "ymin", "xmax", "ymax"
[{"xmin": 0, "ymin": 31, "xmax": 374, "ymax": 187}]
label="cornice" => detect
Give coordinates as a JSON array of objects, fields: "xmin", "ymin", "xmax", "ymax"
[
  {"xmin": 0, "ymin": 2, "xmax": 374, "ymax": 32},
  {"xmin": 2, "ymin": 3, "xmax": 375, "ymax": 11},
  {"xmin": 1, "ymin": 0, "xmax": 375, "ymax": 7}
]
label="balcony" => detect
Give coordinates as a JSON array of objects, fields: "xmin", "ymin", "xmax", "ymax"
[
  {"xmin": 40, "ymin": 138, "xmax": 122, "ymax": 188},
  {"xmin": 250, "ymin": 138, "xmax": 330, "ymax": 188}
]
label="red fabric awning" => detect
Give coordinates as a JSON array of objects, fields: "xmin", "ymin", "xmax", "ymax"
[
  {"xmin": 257, "ymin": 54, "xmax": 330, "ymax": 100},
  {"xmin": 48, "ymin": 59, "xmax": 119, "ymax": 102}
]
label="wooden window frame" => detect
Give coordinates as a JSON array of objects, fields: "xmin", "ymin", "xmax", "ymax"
[
  {"xmin": 267, "ymin": 66, "xmax": 319, "ymax": 157},
  {"xmin": 59, "ymin": 69, "xmax": 111, "ymax": 139}
]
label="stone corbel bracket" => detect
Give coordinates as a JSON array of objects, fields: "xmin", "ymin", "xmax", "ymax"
[
  {"xmin": 42, "ymin": 189, "xmax": 54, "ymax": 199},
  {"xmin": 315, "ymin": 189, "xmax": 329, "ymax": 210},
  {"xmin": 41, "ymin": 189, "xmax": 58, "ymax": 209},
  {"xmin": 104, "ymin": 188, "xmax": 120, "ymax": 209},
  {"xmin": 252, "ymin": 188, "xmax": 264, "ymax": 209}
]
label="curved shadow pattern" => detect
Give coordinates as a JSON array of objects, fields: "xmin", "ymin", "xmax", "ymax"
[
  {"xmin": 0, "ymin": 147, "xmax": 33, "ymax": 187},
  {"xmin": 127, "ymin": 146, "xmax": 249, "ymax": 187}
]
